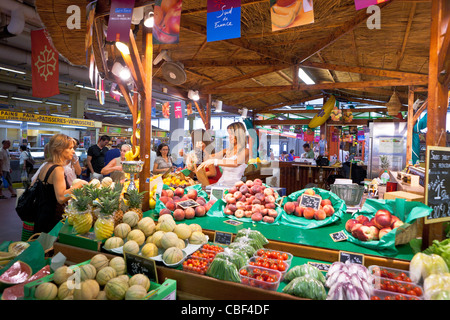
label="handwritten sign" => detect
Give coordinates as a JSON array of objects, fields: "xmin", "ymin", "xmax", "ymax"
[
  {"xmin": 308, "ymin": 262, "xmax": 332, "ymax": 273},
  {"xmin": 339, "ymin": 251, "xmax": 364, "ymax": 265},
  {"xmin": 330, "ymin": 231, "xmax": 348, "ymax": 242},
  {"xmin": 224, "ymin": 219, "xmax": 243, "ymax": 226},
  {"xmin": 207, "ymin": 0, "xmax": 241, "ymax": 42},
  {"xmin": 299, "ymin": 194, "xmax": 322, "ymax": 211},
  {"xmin": 177, "ymin": 199, "xmax": 200, "ymax": 209},
  {"xmin": 214, "ymin": 231, "xmax": 233, "ymax": 245},
  {"xmin": 425, "ymin": 146, "xmax": 450, "ymax": 224},
  {"xmin": 124, "ymin": 252, "xmax": 158, "ymax": 283}
]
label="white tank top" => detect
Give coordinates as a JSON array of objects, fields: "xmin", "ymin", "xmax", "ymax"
[{"xmin": 216, "ymin": 154, "xmax": 247, "ymax": 187}]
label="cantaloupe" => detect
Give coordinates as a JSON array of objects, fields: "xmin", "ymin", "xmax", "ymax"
[
  {"xmin": 176, "ymin": 238, "xmax": 186, "ymax": 249},
  {"xmin": 127, "ymin": 229, "xmax": 146, "ymax": 246},
  {"xmin": 123, "ymin": 240, "xmax": 140, "ymax": 254},
  {"xmin": 161, "ymin": 232, "xmax": 180, "ymax": 249},
  {"xmin": 57, "ymin": 280, "xmax": 74, "ymax": 300},
  {"xmin": 138, "ymin": 217, "xmax": 156, "ymax": 237},
  {"xmin": 174, "ymin": 223, "xmax": 192, "ymax": 240},
  {"xmin": 105, "ymin": 277, "xmax": 129, "ymax": 300},
  {"xmin": 158, "ymin": 213, "xmax": 174, "ymax": 223},
  {"xmin": 141, "ymin": 243, "xmax": 159, "ymax": 258},
  {"xmin": 189, "ymin": 231, "xmax": 207, "ymax": 244},
  {"xmin": 162, "ymin": 247, "xmax": 184, "ymax": 265},
  {"xmin": 122, "ymin": 211, "xmax": 140, "ymax": 227},
  {"xmin": 96, "ymin": 290, "xmax": 107, "ymax": 300},
  {"xmin": 101, "ymin": 177, "xmax": 113, "ymax": 187},
  {"xmin": 114, "ymin": 223, "xmax": 131, "ymax": 238},
  {"xmin": 189, "ymin": 223, "xmax": 202, "ymax": 233},
  {"xmin": 73, "ymin": 279, "xmax": 100, "ymax": 300},
  {"xmin": 116, "ymin": 274, "xmax": 130, "ymax": 284},
  {"xmin": 109, "ymin": 257, "xmax": 126, "ymax": 275},
  {"xmin": 128, "ymin": 274, "xmax": 150, "ymax": 291},
  {"xmin": 79, "ymin": 264, "xmax": 97, "ymax": 281},
  {"xmin": 95, "ymin": 266, "xmax": 117, "ymax": 286},
  {"xmin": 149, "ymin": 230, "xmax": 165, "ymax": 248},
  {"xmin": 90, "ymin": 254, "xmax": 109, "ymax": 272},
  {"xmin": 53, "ymin": 266, "xmax": 74, "ymax": 286},
  {"xmin": 34, "ymin": 282, "xmax": 58, "ymax": 300},
  {"xmin": 159, "ymin": 219, "xmax": 176, "ymax": 232},
  {"xmin": 125, "ymin": 284, "xmax": 147, "ymax": 300},
  {"xmin": 104, "ymin": 237, "xmax": 124, "ymax": 250}
]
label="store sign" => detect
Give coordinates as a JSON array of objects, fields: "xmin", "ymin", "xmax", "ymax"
[
  {"xmin": 106, "ymin": 0, "xmax": 135, "ymax": 43},
  {"xmin": 174, "ymin": 101, "xmax": 182, "ymax": 119},
  {"xmin": 0, "ymin": 110, "xmax": 96, "ymax": 128},
  {"xmin": 207, "ymin": 0, "xmax": 241, "ymax": 42}
]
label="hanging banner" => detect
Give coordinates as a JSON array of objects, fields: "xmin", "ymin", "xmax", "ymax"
[
  {"xmin": 354, "ymin": 0, "xmax": 389, "ymax": 10},
  {"xmin": 85, "ymin": 1, "xmax": 97, "ymax": 62},
  {"xmin": 271, "ymin": 0, "xmax": 314, "ymax": 32},
  {"xmin": 207, "ymin": 0, "xmax": 241, "ymax": 42},
  {"xmin": 186, "ymin": 102, "xmax": 193, "ymax": 116},
  {"xmin": 31, "ymin": 29, "xmax": 60, "ymax": 98},
  {"xmin": 109, "ymin": 83, "xmax": 121, "ymax": 102},
  {"xmin": 106, "ymin": 0, "xmax": 135, "ymax": 43},
  {"xmin": 153, "ymin": 0, "xmax": 183, "ymax": 44},
  {"xmin": 151, "ymin": 99, "xmax": 157, "ymax": 116},
  {"xmin": 174, "ymin": 101, "xmax": 182, "ymax": 119},
  {"xmin": 162, "ymin": 101, "xmax": 170, "ymax": 118}
]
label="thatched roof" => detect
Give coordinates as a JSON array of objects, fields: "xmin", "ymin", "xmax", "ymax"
[{"xmin": 35, "ymin": 0, "xmax": 432, "ymax": 115}]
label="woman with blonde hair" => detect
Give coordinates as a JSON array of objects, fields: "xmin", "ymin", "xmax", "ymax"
[
  {"xmin": 32, "ymin": 134, "xmax": 87, "ymax": 233},
  {"xmin": 101, "ymin": 143, "xmax": 131, "ymax": 183},
  {"xmin": 197, "ymin": 122, "xmax": 249, "ymax": 186}
]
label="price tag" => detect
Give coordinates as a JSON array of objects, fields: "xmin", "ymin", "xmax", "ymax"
[
  {"xmin": 177, "ymin": 199, "xmax": 200, "ymax": 209},
  {"xmin": 223, "ymin": 219, "xmax": 243, "ymax": 226},
  {"xmin": 299, "ymin": 194, "xmax": 322, "ymax": 211},
  {"xmin": 124, "ymin": 252, "xmax": 158, "ymax": 283},
  {"xmin": 214, "ymin": 231, "xmax": 233, "ymax": 245},
  {"xmin": 338, "ymin": 251, "xmax": 364, "ymax": 265},
  {"xmin": 330, "ymin": 231, "xmax": 348, "ymax": 242},
  {"xmin": 308, "ymin": 261, "xmax": 332, "ymax": 272}
]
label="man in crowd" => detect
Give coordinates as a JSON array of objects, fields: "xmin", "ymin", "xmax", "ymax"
[
  {"xmin": 302, "ymin": 143, "xmax": 315, "ymax": 159},
  {"xmin": 86, "ymin": 135, "xmax": 111, "ymax": 180},
  {"xmin": 0, "ymin": 140, "xmax": 17, "ymax": 198}
]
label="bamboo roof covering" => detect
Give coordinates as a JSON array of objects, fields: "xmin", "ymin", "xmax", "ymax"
[{"xmin": 35, "ymin": 0, "xmax": 433, "ymax": 115}]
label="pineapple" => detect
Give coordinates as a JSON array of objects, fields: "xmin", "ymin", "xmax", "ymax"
[
  {"xmin": 71, "ymin": 187, "xmax": 93, "ymax": 234},
  {"xmin": 125, "ymin": 188, "xmax": 147, "ymax": 220},
  {"xmin": 94, "ymin": 186, "xmax": 122, "ymax": 240}
]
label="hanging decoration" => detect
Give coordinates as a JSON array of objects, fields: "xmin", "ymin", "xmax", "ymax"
[
  {"xmin": 85, "ymin": 1, "xmax": 97, "ymax": 62},
  {"xmin": 386, "ymin": 91, "xmax": 402, "ymax": 116},
  {"xmin": 330, "ymin": 106, "xmax": 342, "ymax": 121},
  {"xmin": 153, "ymin": 0, "xmax": 183, "ymax": 44},
  {"xmin": 174, "ymin": 101, "xmax": 183, "ymax": 118},
  {"xmin": 271, "ymin": 0, "xmax": 314, "ymax": 32},
  {"xmin": 207, "ymin": 0, "xmax": 242, "ymax": 42},
  {"xmin": 354, "ymin": 0, "xmax": 390, "ymax": 10},
  {"xmin": 106, "ymin": 0, "xmax": 135, "ymax": 43},
  {"xmin": 186, "ymin": 102, "xmax": 193, "ymax": 116},
  {"xmin": 162, "ymin": 101, "xmax": 170, "ymax": 118},
  {"xmin": 343, "ymin": 110, "xmax": 353, "ymax": 123},
  {"xmin": 303, "ymin": 128, "xmax": 314, "ymax": 142},
  {"xmin": 31, "ymin": 29, "xmax": 60, "ymax": 98}
]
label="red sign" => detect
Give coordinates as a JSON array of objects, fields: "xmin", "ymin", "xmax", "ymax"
[
  {"xmin": 31, "ymin": 29, "xmax": 59, "ymax": 98},
  {"xmin": 174, "ymin": 101, "xmax": 182, "ymax": 119}
]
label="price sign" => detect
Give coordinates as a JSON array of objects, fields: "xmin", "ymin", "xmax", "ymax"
[
  {"xmin": 425, "ymin": 146, "xmax": 450, "ymax": 224},
  {"xmin": 308, "ymin": 262, "xmax": 331, "ymax": 272},
  {"xmin": 124, "ymin": 252, "xmax": 158, "ymax": 283},
  {"xmin": 299, "ymin": 194, "xmax": 322, "ymax": 211},
  {"xmin": 330, "ymin": 231, "xmax": 348, "ymax": 242},
  {"xmin": 339, "ymin": 251, "xmax": 364, "ymax": 265},
  {"xmin": 214, "ymin": 231, "xmax": 233, "ymax": 245},
  {"xmin": 177, "ymin": 199, "xmax": 200, "ymax": 209}
]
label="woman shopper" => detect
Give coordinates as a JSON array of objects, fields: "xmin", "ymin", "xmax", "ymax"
[
  {"xmin": 153, "ymin": 143, "xmax": 175, "ymax": 174},
  {"xmin": 19, "ymin": 145, "xmax": 33, "ymax": 189},
  {"xmin": 101, "ymin": 143, "xmax": 131, "ymax": 183},
  {"xmin": 64, "ymin": 138, "xmax": 82, "ymax": 186},
  {"xmin": 32, "ymin": 134, "xmax": 87, "ymax": 233}
]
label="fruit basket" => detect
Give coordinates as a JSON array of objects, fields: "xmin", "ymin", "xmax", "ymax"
[{"xmin": 330, "ymin": 183, "xmax": 364, "ymax": 207}]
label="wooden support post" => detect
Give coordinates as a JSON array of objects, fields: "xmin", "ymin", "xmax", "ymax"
[
  {"xmin": 422, "ymin": 0, "xmax": 449, "ymax": 249},
  {"xmin": 406, "ymin": 86, "xmax": 415, "ymax": 165},
  {"xmin": 206, "ymin": 94, "xmax": 212, "ymax": 130}
]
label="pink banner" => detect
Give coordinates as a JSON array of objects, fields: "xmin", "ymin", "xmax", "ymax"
[
  {"xmin": 106, "ymin": 0, "xmax": 135, "ymax": 42},
  {"xmin": 354, "ymin": 0, "xmax": 389, "ymax": 10},
  {"xmin": 174, "ymin": 101, "xmax": 182, "ymax": 118}
]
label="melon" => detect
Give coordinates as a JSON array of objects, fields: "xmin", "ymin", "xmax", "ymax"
[
  {"xmin": 114, "ymin": 223, "xmax": 131, "ymax": 238},
  {"xmin": 105, "ymin": 277, "xmax": 129, "ymax": 300},
  {"xmin": 95, "ymin": 266, "xmax": 117, "ymax": 286},
  {"xmin": 149, "ymin": 230, "xmax": 165, "ymax": 248},
  {"xmin": 89, "ymin": 178, "xmax": 100, "ymax": 187},
  {"xmin": 104, "ymin": 237, "xmax": 124, "ymax": 250},
  {"xmin": 90, "ymin": 254, "xmax": 110, "ymax": 272},
  {"xmin": 125, "ymin": 284, "xmax": 147, "ymax": 300},
  {"xmin": 162, "ymin": 247, "xmax": 184, "ymax": 265},
  {"xmin": 138, "ymin": 217, "xmax": 156, "ymax": 237},
  {"xmin": 34, "ymin": 282, "xmax": 58, "ymax": 300},
  {"xmin": 128, "ymin": 274, "xmax": 150, "ymax": 291},
  {"xmin": 101, "ymin": 177, "xmax": 113, "ymax": 187},
  {"xmin": 0, "ymin": 261, "xmax": 32, "ymax": 285},
  {"xmin": 174, "ymin": 223, "xmax": 192, "ymax": 240},
  {"xmin": 158, "ymin": 213, "xmax": 174, "ymax": 223},
  {"xmin": 73, "ymin": 279, "xmax": 100, "ymax": 300},
  {"xmin": 122, "ymin": 211, "xmax": 140, "ymax": 227},
  {"xmin": 57, "ymin": 280, "xmax": 75, "ymax": 300},
  {"xmin": 109, "ymin": 257, "xmax": 126, "ymax": 275},
  {"xmin": 127, "ymin": 229, "xmax": 146, "ymax": 246},
  {"xmin": 189, "ymin": 223, "xmax": 202, "ymax": 233},
  {"xmin": 123, "ymin": 240, "xmax": 140, "ymax": 254},
  {"xmin": 52, "ymin": 266, "xmax": 74, "ymax": 286},
  {"xmin": 116, "ymin": 274, "xmax": 130, "ymax": 284},
  {"xmin": 79, "ymin": 263, "xmax": 97, "ymax": 281},
  {"xmin": 141, "ymin": 243, "xmax": 159, "ymax": 258},
  {"xmin": 8, "ymin": 241, "xmax": 30, "ymax": 255},
  {"xmin": 159, "ymin": 219, "xmax": 176, "ymax": 232},
  {"xmin": 161, "ymin": 232, "xmax": 180, "ymax": 249},
  {"xmin": 96, "ymin": 290, "xmax": 107, "ymax": 300},
  {"xmin": 176, "ymin": 239, "xmax": 186, "ymax": 249},
  {"xmin": 189, "ymin": 231, "xmax": 207, "ymax": 244}
]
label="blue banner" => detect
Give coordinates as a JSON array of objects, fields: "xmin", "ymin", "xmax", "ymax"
[{"xmin": 207, "ymin": 0, "xmax": 241, "ymax": 42}]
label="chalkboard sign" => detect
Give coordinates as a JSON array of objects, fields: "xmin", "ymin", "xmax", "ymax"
[
  {"xmin": 308, "ymin": 262, "xmax": 331, "ymax": 272},
  {"xmin": 425, "ymin": 146, "xmax": 450, "ymax": 224},
  {"xmin": 330, "ymin": 231, "xmax": 348, "ymax": 242},
  {"xmin": 214, "ymin": 231, "xmax": 233, "ymax": 245},
  {"xmin": 339, "ymin": 251, "xmax": 364, "ymax": 265},
  {"xmin": 177, "ymin": 199, "xmax": 200, "ymax": 209},
  {"xmin": 299, "ymin": 194, "xmax": 322, "ymax": 210},
  {"xmin": 124, "ymin": 252, "xmax": 158, "ymax": 283}
]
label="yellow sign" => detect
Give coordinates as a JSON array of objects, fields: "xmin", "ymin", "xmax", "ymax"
[{"xmin": 0, "ymin": 110, "xmax": 96, "ymax": 127}]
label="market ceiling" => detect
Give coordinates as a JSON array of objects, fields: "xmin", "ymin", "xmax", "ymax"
[{"xmin": 0, "ymin": 0, "xmax": 435, "ymax": 121}]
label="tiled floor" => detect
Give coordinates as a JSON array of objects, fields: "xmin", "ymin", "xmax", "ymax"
[{"xmin": 0, "ymin": 191, "xmax": 25, "ymax": 243}]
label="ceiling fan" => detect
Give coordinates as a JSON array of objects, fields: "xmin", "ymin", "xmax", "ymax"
[{"xmin": 153, "ymin": 49, "xmax": 186, "ymax": 85}]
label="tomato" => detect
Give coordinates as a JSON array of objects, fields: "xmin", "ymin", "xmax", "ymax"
[
  {"xmin": 413, "ymin": 287, "xmax": 423, "ymax": 296},
  {"xmin": 395, "ymin": 294, "xmax": 406, "ymax": 300},
  {"xmin": 387, "ymin": 285, "xmax": 396, "ymax": 292},
  {"xmin": 384, "ymin": 296, "xmax": 393, "ymax": 300},
  {"xmin": 266, "ymin": 276, "xmax": 275, "ymax": 282},
  {"xmin": 371, "ymin": 296, "xmax": 381, "ymax": 300},
  {"xmin": 397, "ymin": 286, "xmax": 407, "ymax": 294},
  {"xmin": 262, "ymin": 262, "xmax": 270, "ymax": 269},
  {"xmin": 277, "ymin": 263, "xmax": 286, "ymax": 272},
  {"xmin": 257, "ymin": 249, "xmax": 265, "ymax": 256},
  {"xmin": 240, "ymin": 269, "xmax": 248, "ymax": 276},
  {"xmin": 407, "ymin": 290, "xmax": 417, "ymax": 296},
  {"xmin": 270, "ymin": 264, "xmax": 278, "ymax": 271},
  {"xmin": 280, "ymin": 253, "xmax": 289, "ymax": 260}
]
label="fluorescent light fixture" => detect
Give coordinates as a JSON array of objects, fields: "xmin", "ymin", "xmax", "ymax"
[
  {"xmin": 5, "ymin": 120, "xmax": 22, "ymax": 124},
  {"xmin": 87, "ymin": 107, "xmax": 107, "ymax": 113},
  {"xmin": 0, "ymin": 94, "xmax": 7, "ymax": 99},
  {"xmin": 61, "ymin": 125, "xmax": 87, "ymax": 130},
  {"xmin": 52, "ymin": 114, "xmax": 70, "ymax": 117},
  {"xmin": 111, "ymin": 62, "xmax": 131, "ymax": 81},
  {"xmin": 115, "ymin": 42, "xmax": 130, "ymax": 55},
  {"xmin": 11, "ymin": 96, "xmax": 40, "ymax": 103},
  {"xmin": 27, "ymin": 122, "xmax": 40, "ymax": 126},
  {"xmin": 0, "ymin": 66, "xmax": 26, "ymax": 74},
  {"xmin": 76, "ymin": 84, "xmax": 109, "ymax": 94},
  {"xmin": 144, "ymin": 11, "xmax": 154, "ymax": 28},
  {"xmin": 188, "ymin": 90, "xmax": 200, "ymax": 101},
  {"xmin": 298, "ymin": 68, "xmax": 315, "ymax": 85}
]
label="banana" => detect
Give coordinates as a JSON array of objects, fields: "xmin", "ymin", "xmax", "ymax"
[
  {"xmin": 135, "ymin": 128, "xmax": 141, "ymax": 140},
  {"xmin": 125, "ymin": 150, "xmax": 134, "ymax": 161},
  {"xmin": 136, "ymin": 111, "xmax": 141, "ymax": 125},
  {"xmin": 132, "ymin": 146, "xmax": 140, "ymax": 160}
]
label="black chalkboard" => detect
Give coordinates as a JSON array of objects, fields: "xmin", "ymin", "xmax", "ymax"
[
  {"xmin": 214, "ymin": 231, "xmax": 233, "ymax": 245},
  {"xmin": 339, "ymin": 251, "xmax": 364, "ymax": 265},
  {"xmin": 330, "ymin": 231, "xmax": 348, "ymax": 242},
  {"xmin": 124, "ymin": 252, "xmax": 158, "ymax": 283},
  {"xmin": 299, "ymin": 194, "xmax": 322, "ymax": 210},
  {"xmin": 425, "ymin": 146, "xmax": 450, "ymax": 224},
  {"xmin": 308, "ymin": 262, "xmax": 331, "ymax": 272},
  {"xmin": 177, "ymin": 199, "xmax": 200, "ymax": 209}
]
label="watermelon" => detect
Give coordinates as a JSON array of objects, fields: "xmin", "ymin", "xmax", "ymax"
[
  {"xmin": 0, "ymin": 261, "xmax": 32, "ymax": 287},
  {"xmin": 1, "ymin": 265, "xmax": 51, "ymax": 300}
]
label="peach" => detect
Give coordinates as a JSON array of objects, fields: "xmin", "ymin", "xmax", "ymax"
[
  {"xmin": 159, "ymin": 196, "xmax": 170, "ymax": 205},
  {"xmin": 265, "ymin": 202, "xmax": 276, "ymax": 210},
  {"xmin": 173, "ymin": 196, "xmax": 181, "ymax": 203},
  {"xmin": 314, "ymin": 209, "xmax": 326, "ymax": 220},
  {"xmin": 284, "ymin": 202, "xmax": 296, "ymax": 214},
  {"xmin": 236, "ymin": 201, "xmax": 246, "ymax": 210},
  {"xmin": 195, "ymin": 206, "xmax": 206, "ymax": 217},
  {"xmin": 224, "ymin": 207, "xmax": 233, "ymax": 215},
  {"xmin": 252, "ymin": 199, "xmax": 261, "ymax": 205},
  {"xmin": 255, "ymin": 193, "xmax": 265, "ymax": 202},
  {"xmin": 355, "ymin": 225, "xmax": 376, "ymax": 241},
  {"xmin": 228, "ymin": 186, "xmax": 238, "ymax": 195},
  {"xmin": 268, "ymin": 209, "xmax": 278, "ymax": 218},
  {"xmin": 251, "ymin": 185, "xmax": 262, "ymax": 195},
  {"xmin": 185, "ymin": 207, "xmax": 195, "ymax": 219},
  {"xmin": 228, "ymin": 204, "xmax": 237, "ymax": 212},
  {"xmin": 265, "ymin": 195, "xmax": 276, "ymax": 203},
  {"xmin": 187, "ymin": 189, "xmax": 198, "ymax": 200},
  {"xmin": 196, "ymin": 198, "xmax": 206, "ymax": 206},
  {"xmin": 244, "ymin": 210, "xmax": 253, "ymax": 218},
  {"xmin": 175, "ymin": 187, "xmax": 184, "ymax": 198},
  {"xmin": 234, "ymin": 209, "xmax": 245, "ymax": 218},
  {"xmin": 238, "ymin": 196, "xmax": 246, "ymax": 202},
  {"xmin": 160, "ymin": 190, "xmax": 168, "ymax": 197},
  {"xmin": 159, "ymin": 208, "xmax": 171, "ymax": 216},
  {"xmin": 323, "ymin": 204, "xmax": 335, "ymax": 217},
  {"xmin": 233, "ymin": 191, "xmax": 243, "ymax": 199},
  {"xmin": 245, "ymin": 180, "xmax": 254, "ymax": 187},
  {"xmin": 253, "ymin": 178, "xmax": 263, "ymax": 185},
  {"xmin": 345, "ymin": 219, "xmax": 358, "ymax": 232},
  {"xmin": 321, "ymin": 199, "xmax": 332, "ymax": 207},
  {"xmin": 303, "ymin": 207, "xmax": 315, "ymax": 219},
  {"xmin": 225, "ymin": 194, "xmax": 236, "ymax": 204},
  {"xmin": 304, "ymin": 189, "xmax": 315, "ymax": 196},
  {"xmin": 165, "ymin": 201, "xmax": 176, "ymax": 211},
  {"xmin": 235, "ymin": 181, "xmax": 244, "ymax": 188},
  {"xmin": 264, "ymin": 188, "xmax": 274, "ymax": 197},
  {"xmin": 173, "ymin": 209, "xmax": 185, "ymax": 221},
  {"xmin": 252, "ymin": 204, "xmax": 262, "ymax": 213},
  {"xmin": 251, "ymin": 212, "xmax": 263, "ymax": 222},
  {"xmin": 180, "ymin": 195, "xmax": 190, "ymax": 202},
  {"xmin": 294, "ymin": 206, "xmax": 304, "ymax": 217},
  {"xmin": 239, "ymin": 185, "xmax": 249, "ymax": 195},
  {"xmin": 379, "ymin": 227, "xmax": 392, "ymax": 239},
  {"xmin": 204, "ymin": 202, "xmax": 213, "ymax": 212},
  {"xmin": 166, "ymin": 189, "xmax": 174, "ymax": 198},
  {"xmin": 261, "ymin": 208, "xmax": 269, "ymax": 216},
  {"xmin": 374, "ymin": 210, "xmax": 392, "ymax": 229},
  {"xmin": 263, "ymin": 216, "xmax": 275, "ymax": 223}
]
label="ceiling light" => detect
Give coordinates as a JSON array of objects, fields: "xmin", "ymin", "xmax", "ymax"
[
  {"xmin": 11, "ymin": 96, "xmax": 40, "ymax": 103},
  {"xmin": 61, "ymin": 125, "xmax": 87, "ymax": 129},
  {"xmin": 212, "ymin": 100, "xmax": 222, "ymax": 112},
  {"xmin": 5, "ymin": 120, "xmax": 22, "ymax": 124},
  {"xmin": 144, "ymin": 11, "xmax": 154, "ymax": 28},
  {"xmin": 115, "ymin": 41, "xmax": 130, "ymax": 55},
  {"xmin": 111, "ymin": 62, "xmax": 131, "ymax": 81},
  {"xmin": 188, "ymin": 90, "xmax": 200, "ymax": 101},
  {"xmin": 298, "ymin": 68, "xmax": 315, "ymax": 85},
  {"xmin": 0, "ymin": 66, "xmax": 26, "ymax": 75},
  {"xmin": 27, "ymin": 122, "xmax": 40, "ymax": 126}
]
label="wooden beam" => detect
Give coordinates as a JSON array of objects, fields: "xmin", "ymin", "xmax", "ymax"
[
  {"xmin": 406, "ymin": 86, "xmax": 415, "ymax": 164},
  {"xmin": 181, "ymin": 58, "xmax": 286, "ymax": 68},
  {"xmin": 396, "ymin": 3, "xmax": 417, "ymax": 70},
  {"xmin": 254, "ymin": 119, "xmax": 371, "ymax": 126},
  {"xmin": 260, "ymin": 107, "xmax": 405, "ymax": 115},
  {"xmin": 256, "ymin": 94, "xmax": 324, "ymax": 113}
]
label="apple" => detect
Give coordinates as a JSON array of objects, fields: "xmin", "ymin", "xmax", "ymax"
[
  {"xmin": 294, "ymin": 206, "xmax": 304, "ymax": 217},
  {"xmin": 304, "ymin": 189, "xmax": 315, "ymax": 196},
  {"xmin": 374, "ymin": 209, "xmax": 392, "ymax": 229},
  {"xmin": 355, "ymin": 215, "xmax": 369, "ymax": 225},
  {"xmin": 321, "ymin": 199, "xmax": 332, "ymax": 207},
  {"xmin": 355, "ymin": 225, "xmax": 375, "ymax": 241},
  {"xmin": 234, "ymin": 209, "xmax": 245, "ymax": 218},
  {"xmin": 345, "ymin": 219, "xmax": 359, "ymax": 232},
  {"xmin": 173, "ymin": 208, "xmax": 185, "ymax": 221},
  {"xmin": 379, "ymin": 227, "xmax": 392, "ymax": 239},
  {"xmin": 390, "ymin": 216, "xmax": 404, "ymax": 229},
  {"xmin": 351, "ymin": 223, "xmax": 363, "ymax": 238},
  {"xmin": 369, "ymin": 226, "xmax": 379, "ymax": 240},
  {"xmin": 314, "ymin": 209, "xmax": 326, "ymax": 220},
  {"xmin": 284, "ymin": 202, "xmax": 296, "ymax": 214},
  {"xmin": 303, "ymin": 207, "xmax": 315, "ymax": 219},
  {"xmin": 251, "ymin": 212, "xmax": 263, "ymax": 222},
  {"xmin": 323, "ymin": 204, "xmax": 335, "ymax": 217}
]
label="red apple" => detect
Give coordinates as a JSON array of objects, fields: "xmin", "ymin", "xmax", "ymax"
[
  {"xmin": 351, "ymin": 223, "xmax": 363, "ymax": 238},
  {"xmin": 369, "ymin": 226, "xmax": 379, "ymax": 240},
  {"xmin": 345, "ymin": 219, "xmax": 358, "ymax": 232},
  {"xmin": 314, "ymin": 209, "xmax": 327, "ymax": 220},
  {"xmin": 284, "ymin": 202, "xmax": 296, "ymax": 214},
  {"xmin": 355, "ymin": 215, "xmax": 369, "ymax": 225},
  {"xmin": 374, "ymin": 210, "xmax": 392, "ymax": 229},
  {"xmin": 379, "ymin": 227, "xmax": 392, "ymax": 239},
  {"xmin": 323, "ymin": 204, "xmax": 335, "ymax": 217},
  {"xmin": 303, "ymin": 207, "xmax": 315, "ymax": 219},
  {"xmin": 356, "ymin": 225, "xmax": 375, "ymax": 241},
  {"xmin": 321, "ymin": 199, "xmax": 332, "ymax": 207},
  {"xmin": 390, "ymin": 216, "xmax": 404, "ymax": 229}
]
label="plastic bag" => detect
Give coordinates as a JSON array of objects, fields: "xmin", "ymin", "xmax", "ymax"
[
  {"xmin": 423, "ymin": 272, "xmax": 450, "ymax": 299},
  {"xmin": 228, "ymin": 241, "xmax": 256, "ymax": 259},
  {"xmin": 206, "ymin": 257, "xmax": 241, "ymax": 283},
  {"xmin": 284, "ymin": 264, "xmax": 326, "ymax": 284},
  {"xmin": 410, "ymin": 252, "xmax": 449, "ymax": 283},
  {"xmin": 214, "ymin": 248, "xmax": 248, "ymax": 271},
  {"xmin": 282, "ymin": 275, "xmax": 327, "ymax": 300},
  {"xmin": 235, "ymin": 228, "xmax": 269, "ymax": 247}
]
